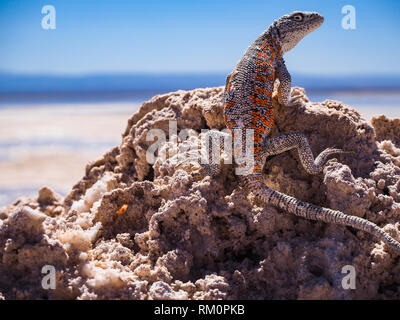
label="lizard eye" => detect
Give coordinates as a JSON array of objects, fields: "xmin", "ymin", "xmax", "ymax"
[{"xmin": 293, "ymin": 14, "xmax": 303, "ymax": 21}]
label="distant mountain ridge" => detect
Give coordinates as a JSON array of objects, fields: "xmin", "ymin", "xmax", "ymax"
[
  {"xmin": 0, "ymin": 73, "xmax": 226, "ymax": 93},
  {"xmin": 2, "ymin": 73, "xmax": 400, "ymax": 92},
  {"xmin": 1, "ymin": 73, "xmax": 400, "ymax": 104}
]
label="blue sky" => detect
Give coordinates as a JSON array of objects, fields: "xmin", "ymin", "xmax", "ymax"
[{"xmin": 0, "ymin": 0, "xmax": 399, "ymax": 75}]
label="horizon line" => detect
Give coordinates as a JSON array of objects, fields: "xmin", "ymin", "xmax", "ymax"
[{"xmin": 2, "ymin": 71, "xmax": 400, "ymax": 78}]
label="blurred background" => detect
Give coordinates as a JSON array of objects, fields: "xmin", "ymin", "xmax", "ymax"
[{"xmin": 1, "ymin": 0, "xmax": 399, "ymax": 205}]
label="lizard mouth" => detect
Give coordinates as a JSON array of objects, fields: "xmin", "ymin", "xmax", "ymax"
[
  {"xmin": 305, "ymin": 14, "xmax": 324, "ymax": 33},
  {"xmin": 312, "ymin": 14, "xmax": 324, "ymax": 27}
]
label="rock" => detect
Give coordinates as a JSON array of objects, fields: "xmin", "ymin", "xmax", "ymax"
[
  {"xmin": 0, "ymin": 87, "xmax": 400, "ymax": 299},
  {"xmin": 372, "ymin": 115, "xmax": 400, "ymax": 147},
  {"xmin": 38, "ymin": 187, "xmax": 62, "ymax": 206}
]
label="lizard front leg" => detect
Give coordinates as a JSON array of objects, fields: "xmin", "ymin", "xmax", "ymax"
[
  {"xmin": 262, "ymin": 132, "xmax": 349, "ymax": 175},
  {"xmin": 174, "ymin": 130, "xmax": 230, "ymax": 177},
  {"xmin": 275, "ymin": 59, "xmax": 302, "ymax": 107}
]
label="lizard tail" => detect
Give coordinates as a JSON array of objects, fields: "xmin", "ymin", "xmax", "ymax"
[{"xmin": 246, "ymin": 177, "xmax": 400, "ymax": 253}]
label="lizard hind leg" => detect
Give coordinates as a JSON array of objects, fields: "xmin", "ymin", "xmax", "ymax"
[
  {"xmin": 262, "ymin": 132, "xmax": 349, "ymax": 175},
  {"xmin": 248, "ymin": 177, "xmax": 400, "ymax": 254}
]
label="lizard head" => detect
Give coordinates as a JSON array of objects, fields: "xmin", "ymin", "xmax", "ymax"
[{"xmin": 273, "ymin": 11, "xmax": 324, "ymax": 53}]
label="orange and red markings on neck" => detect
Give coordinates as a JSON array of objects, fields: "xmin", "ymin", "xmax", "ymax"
[{"xmin": 262, "ymin": 35, "xmax": 282, "ymax": 55}]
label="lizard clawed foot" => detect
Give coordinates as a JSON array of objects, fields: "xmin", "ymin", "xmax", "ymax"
[
  {"xmin": 281, "ymin": 90, "xmax": 305, "ymax": 107},
  {"xmin": 309, "ymin": 147, "xmax": 353, "ymax": 172},
  {"xmin": 284, "ymin": 98, "xmax": 302, "ymax": 107},
  {"xmin": 172, "ymin": 153, "xmax": 220, "ymax": 178},
  {"xmin": 169, "ymin": 130, "xmax": 228, "ymax": 178},
  {"xmin": 173, "ymin": 152, "xmax": 201, "ymax": 167}
]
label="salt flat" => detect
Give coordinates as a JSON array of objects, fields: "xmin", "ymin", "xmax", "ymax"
[{"xmin": 0, "ymin": 102, "xmax": 140, "ymax": 205}]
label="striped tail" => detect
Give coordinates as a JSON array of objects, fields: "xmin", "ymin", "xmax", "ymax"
[{"xmin": 246, "ymin": 176, "xmax": 400, "ymax": 253}]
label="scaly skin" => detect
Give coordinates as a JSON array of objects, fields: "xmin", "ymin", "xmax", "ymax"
[{"xmin": 223, "ymin": 11, "xmax": 400, "ymax": 253}]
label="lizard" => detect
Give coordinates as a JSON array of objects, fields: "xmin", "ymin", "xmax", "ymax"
[{"xmin": 176, "ymin": 11, "xmax": 400, "ymax": 253}]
